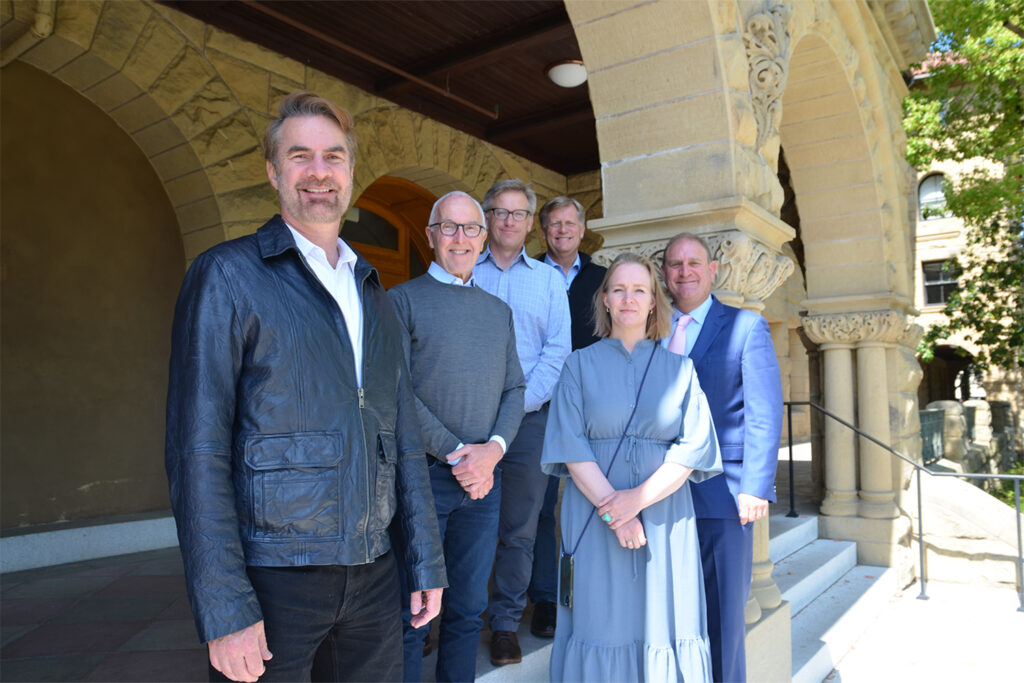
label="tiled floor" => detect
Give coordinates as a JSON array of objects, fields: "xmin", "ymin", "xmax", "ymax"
[{"xmin": 1, "ymin": 548, "xmax": 207, "ymax": 682}]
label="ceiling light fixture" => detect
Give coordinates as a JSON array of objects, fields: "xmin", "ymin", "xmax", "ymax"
[{"xmin": 546, "ymin": 59, "xmax": 587, "ymax": 88}]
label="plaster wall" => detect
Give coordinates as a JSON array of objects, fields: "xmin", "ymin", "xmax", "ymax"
[{"xmin": 0, "ymin": 61, "xmax": 185, "ymax": 529}]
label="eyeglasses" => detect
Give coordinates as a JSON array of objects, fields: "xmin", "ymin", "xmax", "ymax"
[
  {"xmin": 486, "ymin": 208, "xmax": 532, "ymax": 222},
  {"xmin": 429, "ymin": 221, "xmax": 486, "ymax": 237}
]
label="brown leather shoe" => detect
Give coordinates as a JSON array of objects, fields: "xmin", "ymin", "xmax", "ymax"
[
  {"xmin": 490, "ymin": 630, "xmax": 522, "ymax": 665},
  {"xmin": 529, "ymin": 600, "xmax": 557, "ymax": 638}
]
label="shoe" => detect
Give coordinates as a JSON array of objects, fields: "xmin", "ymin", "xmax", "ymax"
[
  {"xmin": 529, "ymin": 600, "xmax": 556, "ymax": 638},
  {"xmin": 490, "ymin": 630, "xmax": 522, "ymax": 665}
]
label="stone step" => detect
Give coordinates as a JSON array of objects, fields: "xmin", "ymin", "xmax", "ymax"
[
  {"xmin": 791, "ymin": 565, "xmax": 898, "ymax": 683},
  {"xmin": 768, "ymin": 513, "xmax": 819, "ymax": 564},
  {"xmin": 773, "ymin": 538, "xmax": 857, "ymax": 617}
]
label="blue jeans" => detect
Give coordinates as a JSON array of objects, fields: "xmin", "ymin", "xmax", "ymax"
[
  {"xmin": 399, "ymin": 458, "xmax": 501, "ymax": 683},
  {"xmin": 210, "ymin": 554, "xmax": 402, "ymax": 682},
  {"xmin": 527, "ymin": 474, "xmax": 559, "ymax": 604},
  {"xmin": 488, "ymin": 406, "xmax": 549, "ymax": 632}
]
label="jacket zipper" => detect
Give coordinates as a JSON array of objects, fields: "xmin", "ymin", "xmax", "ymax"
[
  {"xmin": 356, "ymin": 270, "xmax": 372, "ymax": 563},
  {"xmin": 294, "ymin": 249, "xmax": 375, "ymax": 563}
]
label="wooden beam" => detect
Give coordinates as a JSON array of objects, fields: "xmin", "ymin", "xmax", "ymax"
[{"xmin": 376, "ymin": 10, "xmax": 572, "ymax": 98}]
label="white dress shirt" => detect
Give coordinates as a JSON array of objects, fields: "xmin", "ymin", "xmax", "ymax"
[{"xmin": 286, "ymin": 223, "xmax": 364, "ymax": 386}]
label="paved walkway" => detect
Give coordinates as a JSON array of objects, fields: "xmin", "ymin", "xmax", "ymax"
[
  {"xmin": 1, "ymin": 548, "xmax": 206, "ymax": 682},
  {"xmin": 828, "ymin": 580, "xmax": 1022, "ymax": 682},
  {"xmin": 3, "ymin": 542, "xmax": 1021, "ymax": 681}
]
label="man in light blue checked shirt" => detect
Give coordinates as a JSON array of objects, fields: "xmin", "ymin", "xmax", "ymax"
[{"xmin": 474, "ymin": 179, "xmax": 571, "ymax": 666}]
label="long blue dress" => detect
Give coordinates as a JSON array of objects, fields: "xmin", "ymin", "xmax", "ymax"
[{"xmin": 541, "ymin": 338, "xmax": 722, "ymax": 682}]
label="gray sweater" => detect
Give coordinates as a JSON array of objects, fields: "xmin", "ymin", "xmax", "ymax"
[{"xmin": 389, "ymin": 274, "xmax": 526, "ymax": 462}]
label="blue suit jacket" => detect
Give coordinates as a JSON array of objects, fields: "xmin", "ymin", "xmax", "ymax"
[{"xmin": 688, "ymin": 297, "xmax": 783, "ymax": 519}]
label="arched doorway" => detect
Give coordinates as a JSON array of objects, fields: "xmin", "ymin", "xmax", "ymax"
[{"xmin": 346, "ymin": 177, "xmax": 435, "ymax": 289}]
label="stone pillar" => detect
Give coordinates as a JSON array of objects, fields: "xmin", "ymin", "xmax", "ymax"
[
  {"xmin": 803, "ymin": 312, "xmax": 914, "ymax": 567},
  {"xmin": 817, "ymin": 342, "xmax": 858, "ymax": 516},
  {"xmin": 856, "ymin": 341, "xmax": 898, "ymax": 519}
]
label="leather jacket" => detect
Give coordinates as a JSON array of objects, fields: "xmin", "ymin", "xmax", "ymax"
[{"xmin": 165, "ymin": 216, "xmax": 446, "ymax": 642}]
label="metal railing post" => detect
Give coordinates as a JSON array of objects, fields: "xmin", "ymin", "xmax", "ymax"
[
  {"xmin": 1015, "ymin": 479, "xmax": 1023, "ymax": 612},
  {"xmin": 782, "ymin": 400, "xmax": 1024, "ymax": 610},
  {"xmin": 787, "ymin": 402, "xmax": 797, "ymax": 517},
  {"xmin": 917, "ymin": 467, "xmax": 928, "ymax": 600}
]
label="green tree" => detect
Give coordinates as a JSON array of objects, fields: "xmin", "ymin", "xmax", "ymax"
[{"xmin": 904, "ymin": 0, "xmax": 1023, "ymax": 371}]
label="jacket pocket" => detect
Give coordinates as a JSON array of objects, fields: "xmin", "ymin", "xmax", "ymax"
[
  {"xmin": 245, "ymin": 432, "xmax": 343, "ymax": 539},
  {"xmin": 374, "ymin": 431, "xmax": 398, "ymax": 528}
]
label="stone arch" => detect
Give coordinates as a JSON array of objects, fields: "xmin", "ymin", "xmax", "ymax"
[
  {"xmin": 3, "ymin": 0, "xmax": 270, "ymax": 261},
  {"xmin": 4, "ymin": 2, "xmax": 581, "ymax": 266},
  {"xmin": 349, "ymin": 105, "xmax": 574, "ymax": 255},
  {"xmin": 781, "ymin": 2, "xmax": 917, "ymax": 311}
]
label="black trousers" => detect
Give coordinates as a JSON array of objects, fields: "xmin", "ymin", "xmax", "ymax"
[{"xmin": 210, "ymin": 551, "xmax": 403, "ymax": 682}]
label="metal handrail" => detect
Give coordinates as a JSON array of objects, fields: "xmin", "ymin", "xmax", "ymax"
[{"xmin": 783, "ymin": 400, "xmax": 1024, "ymax": 611}]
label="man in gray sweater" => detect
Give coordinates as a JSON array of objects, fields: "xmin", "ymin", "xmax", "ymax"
[{"xmin": 389, "ymin": 191, "xmax": 526, "ymax": 682}]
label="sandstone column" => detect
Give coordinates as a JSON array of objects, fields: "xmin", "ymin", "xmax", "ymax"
[
  {"xmin": 856, "ymin": 340, "xmax": 898, "ymax": 518},
  {"xmin": 803, "ymin": 316, "xmax": 858, "ymax": 517}
]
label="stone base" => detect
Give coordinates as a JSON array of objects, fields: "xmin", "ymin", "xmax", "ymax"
[
  {"xmin": 818, "ymin": 514, "xmax": 913, "ymax": 570},
  {"xmin": 745, "ymin": 600, "xmax": 792, "ymax": 682}
]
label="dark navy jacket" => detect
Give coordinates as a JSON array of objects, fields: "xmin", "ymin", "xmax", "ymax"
[
  {"xmin": 165, "ymin": 216, "xmax": 446, "ymax": 642},
  {"xmin": 540, "ymin": 251, "xmax": 607, "ymax": 351}
]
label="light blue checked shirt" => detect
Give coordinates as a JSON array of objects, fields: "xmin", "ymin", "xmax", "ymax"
[{"xmin": 475, "ymin": 247, "xmax": 571, "ymax": 412}]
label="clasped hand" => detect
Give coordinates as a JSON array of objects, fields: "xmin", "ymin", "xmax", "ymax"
[
  {"xmin": 447, "ymin": 441, "xmax": 502, "ymax": 499},
  {"xmin": 597, "ymin": 489, "xmax": 647, "ymax": 550}
]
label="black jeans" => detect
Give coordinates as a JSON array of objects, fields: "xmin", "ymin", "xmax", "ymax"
[{"xmin": 210, "ymin": 552, "xmax": 403, "ymax": 682}]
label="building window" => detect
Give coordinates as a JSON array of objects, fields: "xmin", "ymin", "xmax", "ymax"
[
  {"xmin": 918, "ymin": 173, "xmax": 950, "ymax": 220},
  {"xmin": 922, "ymin": 259, "xmax": 960, "ymax": 305}
]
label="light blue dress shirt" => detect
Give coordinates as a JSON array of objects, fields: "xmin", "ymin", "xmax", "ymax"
[
  {"xmin": 474, "ymin": 247, "xmax": 571, "ymax": 412},
  {"xmin": 543, "ymin": 253, "xmax": 581, "ymax": 290},
  {"xmin": 427, "ymin": 261, "xmax": 474, "ymax": 287},
  {"xmin": 662, "ymin": 294, "xmax": 714, "ymax": 356}
]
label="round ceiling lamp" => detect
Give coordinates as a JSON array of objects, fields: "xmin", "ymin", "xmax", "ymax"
[{"xmin": 546, "ymin": 59, "xmax": 587, "ymax": 88}]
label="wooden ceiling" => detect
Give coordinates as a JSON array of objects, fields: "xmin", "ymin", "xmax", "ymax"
[{"xmin": 164, "ymin": 0, "xmax": 600, "ymax": 175}]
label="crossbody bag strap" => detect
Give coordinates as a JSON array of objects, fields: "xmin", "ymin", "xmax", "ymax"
[{"xmin": 562, "ymin": 344, "xmax": 657, "ymax": 558}]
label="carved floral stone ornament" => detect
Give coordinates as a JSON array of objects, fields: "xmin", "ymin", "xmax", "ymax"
[
  {"xmin": 706, "ymin": 232, "xmax": 793, "ymax": 303},
  {"xmin": 802, "ymin": 311, "xmax": 907, "ymax": 345},
  {"xmin": 743, "ymin": 4, "xmax": 792, "ymax": 154}
]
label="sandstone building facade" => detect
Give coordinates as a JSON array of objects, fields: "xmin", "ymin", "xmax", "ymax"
[{"xmin": 1, "ymin": 1, "xmax": 936, "ymax": 676}]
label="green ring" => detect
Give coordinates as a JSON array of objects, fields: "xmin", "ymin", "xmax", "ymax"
[{"xmin": 601, "ymin": 513, "xmax": 612, "ymax": 523}]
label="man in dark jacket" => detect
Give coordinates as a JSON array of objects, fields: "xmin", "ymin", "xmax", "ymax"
[
  {"xmin": 165, "ymin": 91, "xmax": 446, "ymax": 683},
  {"xmin": 528, "ymin": 196, "xmax": 607, "ymax": 638}
]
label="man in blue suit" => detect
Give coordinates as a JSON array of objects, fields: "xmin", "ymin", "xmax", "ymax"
[{"xmin": 662, "ymin": 233, "xmax": 783, "ymax": 682}]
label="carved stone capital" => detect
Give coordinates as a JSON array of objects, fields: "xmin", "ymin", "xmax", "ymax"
[
  {"xmin": 594, "ymin": 231, "xmax": 794, "ymax": 309},
  {"xmin": 802, "ymin": 311, "xmax": 907, "ymax": 345},
  {"xmin": 706, "ymin": 231, "xmax": 794, "ymax": 306},
  {"xmin": 743, "ymin": 5, "xmax": 791, "ymax": 157},
  {"xmin": 899, "ymin": 322, "xmax": 924, "ymax": 349}
]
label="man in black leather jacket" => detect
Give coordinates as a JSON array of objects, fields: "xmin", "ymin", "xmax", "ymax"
[{"xmin": 165, "ymin": 91, "xmax": 446, "ymax": 682}]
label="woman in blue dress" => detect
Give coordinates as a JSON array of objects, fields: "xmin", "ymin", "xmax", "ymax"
[{"xmin": 541, "ymin": 252, "xmax": 722, "ymax": 682}]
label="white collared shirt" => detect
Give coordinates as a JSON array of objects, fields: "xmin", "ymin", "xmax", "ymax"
[
  {"xmin": 544, "ymin": 253, "xmax": 581, "ymax": 290},
  {"xmin": 286, "ymin": 223, "xmax": 364, "ymax": 386},
  {"xmin": 663, "ymin": 295, "xmax": 714, "ymax": 356}
]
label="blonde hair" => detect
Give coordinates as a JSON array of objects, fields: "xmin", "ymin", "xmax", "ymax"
[{"xmin": 592, "ymin": 252, "xmax": 672, "ymax": 341}]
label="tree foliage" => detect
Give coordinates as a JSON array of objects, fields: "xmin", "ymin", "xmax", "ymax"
[{"xmin": 904, "ymin": 0, "xmax": 1024, "ymax": 371}]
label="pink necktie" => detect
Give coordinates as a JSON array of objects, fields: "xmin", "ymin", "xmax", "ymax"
[{"xmin": 667, "ymin": 314, "xmax": 693, "ymax": 355}]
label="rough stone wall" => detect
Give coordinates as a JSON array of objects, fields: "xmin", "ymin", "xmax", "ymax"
[{"xmin": 0, "ymin": 0, "xmax": 569, "ymax": 265}]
